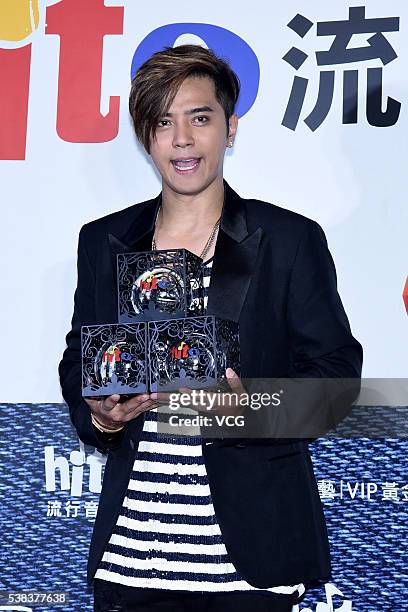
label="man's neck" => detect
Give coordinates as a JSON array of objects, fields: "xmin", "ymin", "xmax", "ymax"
[{"xmin": 158, "ymin": 178, "xmax": 224, "ymax": 236}]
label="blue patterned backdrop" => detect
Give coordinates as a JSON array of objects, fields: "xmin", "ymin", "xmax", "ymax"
[{"xmin": 0, "ymin": 404, "xmax": 407, "ymax": 611}]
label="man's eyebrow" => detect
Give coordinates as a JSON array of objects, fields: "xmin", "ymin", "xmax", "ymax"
[{"xmin": 162, "ymin": 106, "xmax": 214, "ymax": 117}]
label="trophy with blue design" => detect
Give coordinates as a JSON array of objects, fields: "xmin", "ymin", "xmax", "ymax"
[{"xmin": 117, "ymin": 248, "xmax": 204, "ymax": 322}]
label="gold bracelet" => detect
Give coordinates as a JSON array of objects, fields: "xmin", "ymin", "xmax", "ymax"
[{"xmin": 91, "ymin": 412, "xmax": 124, "ymax": 433}]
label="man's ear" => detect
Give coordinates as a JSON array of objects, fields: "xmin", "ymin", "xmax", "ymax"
[{"xmin": 228, "ymin": 113, "xmax": 239, "ymax": 139}]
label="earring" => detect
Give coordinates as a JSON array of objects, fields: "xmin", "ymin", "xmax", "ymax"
[{"xmin": 227, "ymin": 139, "xmax": 234, "ymax": 148}]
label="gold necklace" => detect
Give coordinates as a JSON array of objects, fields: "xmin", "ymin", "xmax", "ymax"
[{"xmin": 151, "ymin": 206, "xmax": 221, "ymax": 261}]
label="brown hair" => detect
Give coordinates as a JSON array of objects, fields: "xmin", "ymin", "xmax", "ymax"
[{"xmin": 129, "ymin": 44, "xmax": 240, "ymax": 153}]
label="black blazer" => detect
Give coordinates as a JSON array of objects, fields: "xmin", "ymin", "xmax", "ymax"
[{"xmin": 59, "ymin": 179, "xmax": 363, "ymax": 589}]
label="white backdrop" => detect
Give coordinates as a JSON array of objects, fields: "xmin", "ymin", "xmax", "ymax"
[{"xmin": 1, "ymin": 0, "xmax": 407, "ymax": 402}]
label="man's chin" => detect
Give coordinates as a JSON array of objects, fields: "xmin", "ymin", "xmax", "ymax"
[
  {"xmin": 164, "ymin": 177, "xmax": 210, "ymax": 197},
  {"xmin": 162, "ymin": 173, "xmax": 224, "ymax": 198}
]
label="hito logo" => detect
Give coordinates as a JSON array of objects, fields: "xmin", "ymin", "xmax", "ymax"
[
  {"xmin": 0, "ymin": 0, "xmax": 124, "ymax": 160},
  {"xmin": 293, "ymin": 583, "xmax": 354, "ymax": 611},
  {"xmin": 44, "ymin": 440, "xmax": 106, "ymax": 497},
  {"xmin": 0, "ymin": 2, "xmax": 259, "ymax": 161}
]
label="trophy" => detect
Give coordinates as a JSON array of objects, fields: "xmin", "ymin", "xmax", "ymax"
[
  {"xmin": 81, "ymin": 248, "xmax": 241, "ymax": 398},
  {"xmin": 147, "ymin": 315, "xmax": 240, "ymax": 392},
  {"xmin": 117, "ymin": 249, "xmax": 204, "ymax": 322},
  {"xmin": 81, "ymin": 323, "xmax": 148, "ymax": 397}
]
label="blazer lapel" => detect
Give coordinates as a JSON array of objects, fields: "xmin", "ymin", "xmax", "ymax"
[
  {"xmin": 107, "ymin": 179, "xmax": 263, "ymax": 323},
  {"xmin": 206, "ymin": 181, "xmax": 263, "ymax": 322}
]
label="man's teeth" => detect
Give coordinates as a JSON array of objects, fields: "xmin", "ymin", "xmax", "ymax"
[{"xmin": 173, "ymin": 159, "xmax": 200, "ymax": 170}]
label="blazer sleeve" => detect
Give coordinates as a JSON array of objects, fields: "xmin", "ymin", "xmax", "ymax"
[
  {"xmin": 287, "ymin": 219, "xmax": 363, "ymax": 378},
  {"xmin": 58, "ymin": 225, "xmax": 125, "ymax": 453},
  {"xmin": 280, "ymin": 220, "xmax": 363, "ymax": 441}
]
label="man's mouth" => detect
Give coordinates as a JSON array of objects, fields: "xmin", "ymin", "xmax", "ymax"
[{"xmin": 171, "ymin": 158, "xmax": 201, "ymax": 173}]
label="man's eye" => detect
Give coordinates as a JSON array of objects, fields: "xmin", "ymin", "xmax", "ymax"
[
  {"xmin": 194, "ymin": 115, "xmax": 209, "ymax": 123},
  {"xmin": 157, "ymin": 119, "xmax": 170, "ymax": 127}
]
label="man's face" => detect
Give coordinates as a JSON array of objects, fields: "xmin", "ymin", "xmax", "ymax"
[{"xmin": 149, "ymin": 76, "xmax": 238, "ymax": 196}]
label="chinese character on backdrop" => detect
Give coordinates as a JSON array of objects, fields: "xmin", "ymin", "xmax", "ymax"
[{"xmin": 282, "ymin": 6, "xmax": 400, "ymax": 130}]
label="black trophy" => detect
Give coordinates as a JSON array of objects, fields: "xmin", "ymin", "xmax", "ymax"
[
  {"xmin": 147, "ymin": 315, "xmax": 240, "ymax": 392},
  {"xmin": 81, "ymin": 323, "xmax": 148, "ymax": 398},
  {"xmin": 117, "ymin": 249, "xmax": 205, "ymax": 322}
]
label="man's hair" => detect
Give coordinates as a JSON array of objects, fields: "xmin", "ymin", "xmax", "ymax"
[{"xmin": 129, "ymin": 44, "xmax": 240, "ymax": 154}]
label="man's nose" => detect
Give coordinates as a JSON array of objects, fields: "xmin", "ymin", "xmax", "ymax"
[{"xmin": 172, "ymin": 121, "xmax": 194, "ymax": 148}]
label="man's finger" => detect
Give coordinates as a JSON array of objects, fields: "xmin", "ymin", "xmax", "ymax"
[
  {"xmin": 122, "ymin": 399, "xmax": 159, "ymax": 419},
  {"xmin": 225, "ymin": 368, "xmax": 246, "ymax": 395},
  {"xmin": 119, "ymin": 394, "xmax": 151, "ymax": 413},
  {"xmin": 149, "ymin": 391, "xmax": 175, "ymax": 402},
  {"xmin": 102, "ymin": 394, "xmax": 121, "ymax": 411}
]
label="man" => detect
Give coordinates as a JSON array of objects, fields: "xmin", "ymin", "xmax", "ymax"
[{"xmin": 59, "ymin": 44, "xmax": 363, "ymax": 611}]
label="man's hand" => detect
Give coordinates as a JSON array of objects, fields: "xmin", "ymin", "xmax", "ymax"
[
  {"xmin": 85, "ymin": 393, "xmax": 159, "ymax": 430},
  {"xmin": 149, "ymin": 368, "xmax": 247, "ymax": 417}
]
